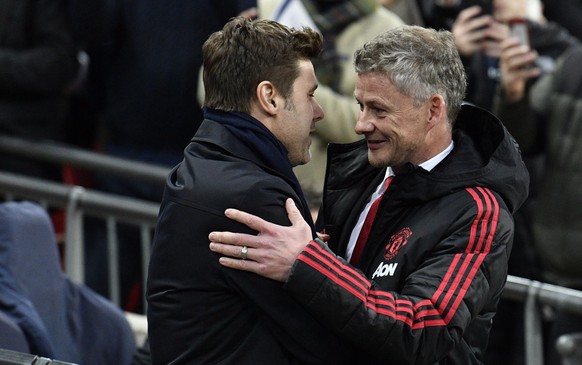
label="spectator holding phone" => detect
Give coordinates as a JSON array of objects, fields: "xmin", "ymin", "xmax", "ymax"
[
  {"xmin": 451, "ymin": 0, "xmax": 576, "ymax": 111},
  {"xmin": 380, "ymin": 0, "xmax": 497, "ymax": 33},
  {"xmin": 450, "ymin": 1, "xmax": 507, "ymax": 111},
  {"xmin": 450, "ymin": 1, "xmax": 579, "ymax": 364},
  {"xmin": 484, "ymin": 1, "xmax": 580, "ymax": 364},
  {"xmin": 494, "ymin": 14, "xmax": 582, "ymax": 365}
]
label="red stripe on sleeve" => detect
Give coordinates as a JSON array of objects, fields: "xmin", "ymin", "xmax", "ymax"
[{"xmin": 296, "ymin": 187, "xmax": 500, "ymax": 329}]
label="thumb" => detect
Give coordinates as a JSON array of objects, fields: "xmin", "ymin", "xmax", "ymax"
[{"xmin": 285, "ymin": 198, "xmax": 305, "ymax": 227}]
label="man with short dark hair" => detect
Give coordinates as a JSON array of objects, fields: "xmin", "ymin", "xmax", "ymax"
[{"xmin": 146, "ymin": 17, "xmax": 356, "ymax": 365}]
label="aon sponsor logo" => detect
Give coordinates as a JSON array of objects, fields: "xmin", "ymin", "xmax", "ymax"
[{"xmin": 372, "ymin": 262, "xmax": 398, "ymax": 279}]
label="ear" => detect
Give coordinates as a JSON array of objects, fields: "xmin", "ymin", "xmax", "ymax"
[
  {"xmin": 427, "ymin": 94, "xmax": 447, "ymax": 127},
  {"xmin": 256, "ymin": 81, "xmax": 280, "ymax": 116}
]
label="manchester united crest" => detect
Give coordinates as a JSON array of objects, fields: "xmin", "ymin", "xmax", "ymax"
[{"xmin": 384, "ymin": 227, "xmax": 412, "ymax": 260}]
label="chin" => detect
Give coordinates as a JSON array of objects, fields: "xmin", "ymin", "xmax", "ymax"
[
  {"xmin": 297, "ymin": 157, "xmax": 310, "ymax": 166},
  {"xmin": 368, "ymin": 152, "xmax": 386, "ymax": 168},
  {"xmin": 369, "ymin": 160, "xmax": 386, "ymax": 168},
  {"xmin": 290, "ymin": 154, "xmax": 309, "ymax": 167}
]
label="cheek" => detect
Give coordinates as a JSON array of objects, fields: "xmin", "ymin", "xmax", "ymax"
[
  {"xmin": 299, "ymin": 124, "xmax": 311, "ymax": 144},
  {"xmin": 303, "ymin": 102, "xmax": 315, "ymax": 119}
]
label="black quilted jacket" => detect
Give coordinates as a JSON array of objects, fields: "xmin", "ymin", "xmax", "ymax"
[{"xmin": 285, "ymin": 104, "xmax": 530, "ymax": 365}]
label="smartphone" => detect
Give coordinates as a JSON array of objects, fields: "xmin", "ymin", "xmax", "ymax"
[
  {"xmin": 510, "ymin": 18, "xmax": 545, "ymax": 71},
  {"xmin": 461, "ymin": 0, "xmax": 493, "ymax": 15},
  {"xmin": 509, "ymin": 18, "xmax": 531, "ymax": 48}
]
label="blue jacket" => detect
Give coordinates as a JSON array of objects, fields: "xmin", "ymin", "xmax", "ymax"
[{"xmin": 0, "ymin": 265, "xmax": 54, "ymax": 357}]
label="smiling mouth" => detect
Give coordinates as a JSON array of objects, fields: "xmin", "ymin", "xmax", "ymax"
[{"xmin": 367, "ymin": 139, "xmax": 387, "ymax": 149}]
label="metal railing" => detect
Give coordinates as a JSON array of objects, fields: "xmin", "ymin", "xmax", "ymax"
[
  {"xmin": 0, "ymin": 348, "xmax": 77, "ymax": 365},
  {"xmin": 2, "ymin": 135, "xmax": 582, "ymax": 364},
  {"xmin": 0, "ymin": 171, "xmax": 159, "ymax": 308},
  {"xmin": 0, "ymin": 135, "xmax": 168, "ymax": 307},
  {"xmin": 504, "ymin": 276, "xmax": 582, "ymax": 365},
  {"xmin": 0, "ymin": 135, "xmax": 169, "ymax": 185}
]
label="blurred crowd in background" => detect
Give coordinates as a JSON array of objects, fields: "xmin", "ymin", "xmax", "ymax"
[{"xmin": 2, "ymin": 1, "xmax": 582, "ymax": 364}]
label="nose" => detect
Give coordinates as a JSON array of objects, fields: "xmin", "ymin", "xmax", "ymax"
[
  {"xmin": 354, "ymin": 109, "xmax": 374, "ymax": 135},
  {"xmin": 313, "ymin": 99, "xmax": 324, "ymax": 123}
]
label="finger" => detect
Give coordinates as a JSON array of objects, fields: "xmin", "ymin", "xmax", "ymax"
[
  {"xmin": 517, "ymin": 67, "xmax": 542, "ymax": 79},
  {"xmin": 208, "ymin": 231, "xmax": 257, "ymax": 247},
  {"xmin": 501, "ymin": 36, "xmax": 522, "ymax": 48},
  {"xmin": 223, "ymin": 207, "xmax": 271, "ymax": 232},
  {"xmin": 467, "ymin": 15, "xmax": 492, "ymax": 34},
  {"xmin": 507, "ymin": 50, "xmax": 538, "ymax": 70},
  {"xmin": 457, "ymin": 6, "xmax": 483, "ymax": 24},
  {"xmin": 485, "ymin": 22, "xmax": 509, "ymax": 40},
  {"xmin": 502, "ymin": 45, "xmax": 533, "ymax": 64},
  {"xmin": 316, "ymin": 231, "xmax": 330, "ymax": 242},
  {"xmin": 218, "ymin": 256, "xmax": 262, "ymax": 275},
  {"xmin": 464, "ymin": 30, "xmax": 488, "ymax": 44},
  {"xmin": 285, "ymin": 198, "xmax": 305, "ymax": 227},
  {"xmin": 209, "ymin": 242, "xmax": 253, "ymax": 259}
]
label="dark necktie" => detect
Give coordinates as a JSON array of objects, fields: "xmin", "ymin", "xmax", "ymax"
[{"xmin": 350, "ymin": 177, "xmax": 393, "ymax": 266}]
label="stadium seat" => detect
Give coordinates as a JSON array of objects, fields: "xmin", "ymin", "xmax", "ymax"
[{"xmin": 0, "ymin": 201, "xmax": 136, "ymax": 365}]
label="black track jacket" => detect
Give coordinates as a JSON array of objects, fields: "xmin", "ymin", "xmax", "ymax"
[{"xmin": 284, "ymin": 103, "xmax": 530, "ymax": 364}]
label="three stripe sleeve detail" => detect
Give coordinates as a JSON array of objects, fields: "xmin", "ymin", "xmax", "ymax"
[{"xmin": 296, "ymin": 187, "xmax": 499, "ymax": 329}]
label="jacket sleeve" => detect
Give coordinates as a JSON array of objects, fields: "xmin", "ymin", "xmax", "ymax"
[
  {"xmin": 284, "ymin": 188, "xmax": 514, "ymax": 364},
  {"xmin": 0, "ymin": 0, "xmax": 79, "ymax": 95},
  {"xmin": 216, "ymin": 182, "xmax": 357, "ymax": 364},
  {"xmin": 148, "ymin": 174, "xmax": 357, "ymax": 365}
]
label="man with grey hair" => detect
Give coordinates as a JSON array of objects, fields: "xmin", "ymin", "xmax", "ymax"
[{"xmin": 209, "ymin": 25, "xmax": 529, "ymax": 364}]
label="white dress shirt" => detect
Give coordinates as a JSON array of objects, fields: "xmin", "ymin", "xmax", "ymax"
[{"xmin": 345, "ymin": 141, "xmax": 454, "ymax": 261}]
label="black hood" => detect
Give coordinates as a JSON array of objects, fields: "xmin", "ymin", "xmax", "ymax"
[{"xmin": 326, "ymin": 103, "xmax": 530, "ymax": 215}]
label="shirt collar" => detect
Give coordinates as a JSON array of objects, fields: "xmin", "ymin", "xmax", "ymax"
[
  {"xmin": 383, "ymin": 141, "xmax": 454, "ymax": 180},
  {"xmin": 420, "ymin": 141, "xmax": 455, "ymax": 172}
]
